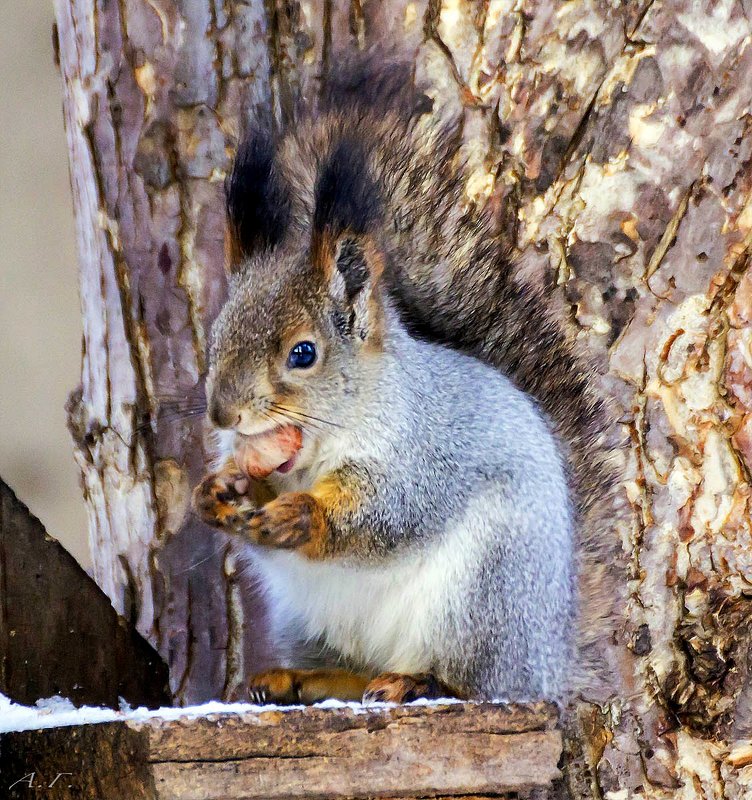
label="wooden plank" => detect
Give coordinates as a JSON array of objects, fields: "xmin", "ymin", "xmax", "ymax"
[
  {"xmin": 0, "ymin": 478, "xmax": 170, "ymax": 709},
  {"xmin": 1, "ymin": 702, "xmax": 561, "ymax": 799},
  {"xmin": 145, "ymin": 701, "xmax": 555, "ymax": 761},
  {"xmin": 151, "ymin": 731, "xmax": 558, "ymax": 799}
]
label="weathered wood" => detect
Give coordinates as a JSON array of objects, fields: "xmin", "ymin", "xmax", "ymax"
[
  {"xmin": 0, "ymin": 477, "xmax": 169, "ymax": 709},
  {"xmin": 1, "ymin": 702, "xmax": 561, "ymax": 800}
]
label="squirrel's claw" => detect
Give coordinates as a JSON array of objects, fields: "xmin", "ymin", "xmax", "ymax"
[
  {"xmin": 248, "ymin": 492, "xmax": 327, "ymax": 556},
  {"xmin": 362, "ymin": 672, "xmax": 461, "ymax": 704},
  {"xmin": 247, "ymin": 668, "xmax": 369, "ymax": 705},
  {"xmin": 194, "ymin": 470, "xmax": 328, "ymax": 556},
  {"xmin": 248, "ymin": 494, "xmax": 312, "ymax": 549},
  {"xmin": 247, "ymin": 669, "xmax": 299, "ymax": 705},
  {"xmin": 192, "ymin": 469, "xmax": 258, "ymax": 532}
]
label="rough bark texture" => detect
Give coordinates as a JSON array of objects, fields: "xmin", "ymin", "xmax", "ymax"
[
  {"xmin": 1, "ymin": 702, "xmax": 560, "ymax": 799},
  {"xmin": 54, "ymin": 0, "xmax": 752, "ymax": 797}
]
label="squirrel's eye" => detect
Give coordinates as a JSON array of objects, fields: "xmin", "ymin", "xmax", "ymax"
[{"xmin": 287, "ymin": 341, "xmax": 317, "ymax": 369}]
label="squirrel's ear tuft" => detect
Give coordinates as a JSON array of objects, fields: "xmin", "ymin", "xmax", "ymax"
[
  {"xmin": 313, "ymin": 137, "xmax": 379, "ymax": 239},
  {"xmin": 225, "ymin": 129, "xmax": 291, "ymax": 269}
]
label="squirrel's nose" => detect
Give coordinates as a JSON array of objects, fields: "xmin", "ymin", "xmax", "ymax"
[{"xmin": 209, "ymin": 398, "xmax": 241, "ymax": 430}]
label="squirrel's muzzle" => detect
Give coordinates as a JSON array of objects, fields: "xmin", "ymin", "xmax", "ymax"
[{"xmin": 209, "ymin": 397, "xmax": 241, "ymax": 430}]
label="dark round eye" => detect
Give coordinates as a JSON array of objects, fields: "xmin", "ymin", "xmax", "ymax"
[{"xmin": 287, "ymin": 341, "xmax": 317, "ymax": 369}]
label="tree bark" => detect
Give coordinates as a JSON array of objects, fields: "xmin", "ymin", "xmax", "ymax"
[{"xmin": 54, "ymin": 0, "xmax": 752, "ymax": 796}]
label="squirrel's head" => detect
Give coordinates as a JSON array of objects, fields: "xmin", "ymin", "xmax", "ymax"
[{"xmin": 206, "ymin": 126, "xmax": 387, "ymax": 474}]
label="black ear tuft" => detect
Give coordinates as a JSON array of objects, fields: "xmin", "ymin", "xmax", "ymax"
[
  {"xmin": 226, "ymin": 129, "xmax": 291, "ymax": 258},
  {"xmin": 313, "ymin": 137, "xmax": 379, "ymax": 238},
  {"xmin": 335, "ymin": 238, "xmax": 369, "ymax": 300}
]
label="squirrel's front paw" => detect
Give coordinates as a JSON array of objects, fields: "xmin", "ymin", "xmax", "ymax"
[
  {"xmin": 192, "ymin": 468, "xmax": 259, "ymax": 533},
  {"xmin": 249, "ymin": 492, "xmax": 326, "ymax": 553}
]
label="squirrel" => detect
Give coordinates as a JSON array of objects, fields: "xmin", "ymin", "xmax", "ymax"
[{"xmin": 193, "ymin": 56, "xmax": 627, "ymax": 706}]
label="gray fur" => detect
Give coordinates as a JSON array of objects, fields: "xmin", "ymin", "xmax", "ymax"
[{"xmin": 212, "ymin": 268, "xmax": 574, "ymax": 699}]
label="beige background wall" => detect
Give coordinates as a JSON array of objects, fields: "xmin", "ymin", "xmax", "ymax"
[{"xmin": 0, "ymin": 2, "xmax": 89, "ymax": 568}]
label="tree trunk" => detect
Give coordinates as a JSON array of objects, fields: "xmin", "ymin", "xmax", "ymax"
[{"xmin": 54, "ymin": 0, "xmax": 752, "ymax": 796}]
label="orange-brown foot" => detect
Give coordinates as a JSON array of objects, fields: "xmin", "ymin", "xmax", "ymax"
[
  {"xmin": 248, "ymin": 492, "xmax": 327, "ymax": 555},
  {"xmin": 362, "ymin": 672, "xmax": 462, "ymax": 704},
  {"xmin": 247, "ymin": 668, "xmax": 369, "ymax": 705}
]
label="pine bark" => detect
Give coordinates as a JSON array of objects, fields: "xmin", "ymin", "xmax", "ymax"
[{"xmin": 54, "ymin": 0, "xmax": 752, "ymax": 797}]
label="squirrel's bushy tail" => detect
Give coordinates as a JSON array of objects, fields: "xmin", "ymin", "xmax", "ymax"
[
  {"xmin": 318, "ymin": 51, "xmax": 629, "ymax": 700},
  {"xmin": 393, "ymin": 234, "xmax": 629, "ymax": 700}
]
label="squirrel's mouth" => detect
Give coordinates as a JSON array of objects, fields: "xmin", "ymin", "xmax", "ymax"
[
  {"xmin": 233, "ymin": 423, "xmax": 303, "ymax": 479},
  {"xmin": 275, "ymin": 453, "xmax": 298, "ymax": 474}
]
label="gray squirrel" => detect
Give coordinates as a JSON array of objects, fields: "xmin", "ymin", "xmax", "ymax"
[{"xmin": 193, "ymin": 57, "xmax": 626, "ymax": 705}]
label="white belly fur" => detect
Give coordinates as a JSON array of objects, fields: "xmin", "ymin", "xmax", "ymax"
[{"xmin": 251, "ymin": 529, "xmax": 466, "ymax": 674}]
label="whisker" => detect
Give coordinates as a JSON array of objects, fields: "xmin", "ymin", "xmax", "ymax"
[
  {"xmin": 268, "ymin": 406, "xmax": 323, "ymax": 434},
  {"xmin": 134, "ymin": 408, "xmax": 208, "ymax": 433},
  {"xmin": 154, "ymin": 391, "xmax": 207, "ymax": 401},
  {"xmin": 265, "ymin": 407, "xmax": 319, "ymax": 438},
  {"xmin": 259, "ymin": 408, "xmax": 283, "ymax": 428},
  {"xmin": 153, "ymin": 406, "xmax": 208, "ymax": 418},
  {"xmin": 174, "ymin": 539, "xmax": 229, "ymax": 575},
  {"xmin": 278, "ymin": 408, "xmax": 343, "ymax": 429},
  {"xmin": 155, "ymin": 398, "xmax": 208, "ymax": 409},
  {"xmin": 154, "ymin": 392, "xmax": 207, "ymax": 405},
  {"xmin": 270, "ymin": 403, "xmax": 345, "ymax": 429},
  {"xmin": 154, "ymin": 408, "xmax": 208, "ymax": 421}
]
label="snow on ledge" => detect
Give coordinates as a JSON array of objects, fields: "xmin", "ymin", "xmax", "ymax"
[{"xmin": 0, "ymin": 692, "xmax": 467, "ymax": 734}]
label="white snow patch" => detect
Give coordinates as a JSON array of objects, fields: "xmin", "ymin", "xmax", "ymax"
[{"xmin": 0, "ymin": 693, "xmax": 466, "ymax": 734}]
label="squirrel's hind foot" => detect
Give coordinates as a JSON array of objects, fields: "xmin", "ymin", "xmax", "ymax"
[
  {"xmin": 247, "ymin": 668, "xmax": 369, "ymax": 705},
  {"xmin": 362, "ymin": 672, "xmax": 464, "ymax": 704}
]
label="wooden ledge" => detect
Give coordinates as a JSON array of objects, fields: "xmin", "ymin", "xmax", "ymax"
[
  {"xmin": 0, "ymin": 477, "xmax": 169, "ymax": 710},
  {"xmin": 1, "ymin": 701, "xmax": 561, "ymax": 799}
]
